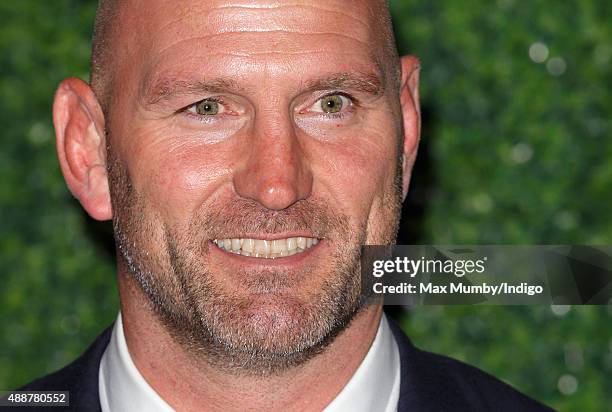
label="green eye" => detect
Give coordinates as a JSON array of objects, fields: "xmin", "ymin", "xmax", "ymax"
[
  {"xmin": 320, "ymin": 95, "xmax": 343, "ymax": 113},
  {"xmin": 195, "ymin": 99, "xmax": 220, "ymax": 115}
]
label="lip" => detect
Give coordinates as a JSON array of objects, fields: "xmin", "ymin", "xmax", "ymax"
[
  {"xmin": 209, "ymin": 239, "xmax": 323, "ymax": 266},
  {"xmin": 211, "ymin": 232, "xmax": 322, "ymax": 241}
]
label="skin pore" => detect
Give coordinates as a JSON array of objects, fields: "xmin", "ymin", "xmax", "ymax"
[{"xmin": 52, "ymin": 0, "xmax": 420, "ymax": 410}]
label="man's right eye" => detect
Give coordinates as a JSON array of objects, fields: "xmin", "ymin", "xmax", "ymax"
[{"xmin": 187, "ymin": 98, "xmax": 225, "ymax": 116}]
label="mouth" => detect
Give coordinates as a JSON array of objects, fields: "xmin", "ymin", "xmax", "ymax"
[{"xmin": 212, "ymin": 236, "xmax": 320, "ymax": 259}]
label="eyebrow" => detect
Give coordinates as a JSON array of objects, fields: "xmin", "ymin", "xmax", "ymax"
[
  {"xmin": 303, "ymin": 72, "xmax": 385, "ymax": 97},
  {"xmin": 141, "ymin": 71, "xmax": 385, "ymax": 108},
  {"xmin": 141, "ymin": 76, "xmax": 246, "ymax": 107}
]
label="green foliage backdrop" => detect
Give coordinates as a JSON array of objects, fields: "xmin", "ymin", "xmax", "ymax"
[
  {"xmin": 1, "ymin": 1, "xmax": 610, "ymax": 410},
  {"xmin": 390, "ymin": 1, "xmax": 611, "ymax": 410}
]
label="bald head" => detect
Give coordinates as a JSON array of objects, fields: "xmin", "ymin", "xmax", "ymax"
[{"xmin": 89, "ymin": 0, "xmax": 400, "ymax": 113}]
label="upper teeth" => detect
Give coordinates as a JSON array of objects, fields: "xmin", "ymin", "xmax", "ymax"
[{"xmin": 212, "ymin": 237, "xmax": 319, "ymax": 258}]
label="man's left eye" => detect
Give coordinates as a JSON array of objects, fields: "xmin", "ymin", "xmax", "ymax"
[{"xmin": 309, "ymin": 94, "xmax": 352, "ymax": 114}]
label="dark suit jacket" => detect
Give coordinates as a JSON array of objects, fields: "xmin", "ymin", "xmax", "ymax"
[{"xmin": 7, "ymin": 320, "xmax": 554, "ymax": 411}]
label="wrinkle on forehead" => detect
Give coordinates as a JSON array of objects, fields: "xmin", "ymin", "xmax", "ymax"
[
  {"xmin": 150, "ymin": 31, "xmax": 374, "ymax": 63},
  {"xmin": 124, "ymin": 0, "xmax": 389, "ymax": 60},
  {"xmin": 155, "ymin": 2, "xmax": 372, "ymax": 36}
]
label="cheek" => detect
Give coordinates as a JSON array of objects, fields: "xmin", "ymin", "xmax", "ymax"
[
  {"xmin": 127, "ymin": 134, "xmax": 234, "ymax": 222},
  {"xmin": 310, "ymin": 124, "xmax": 400, "ymax": 222}
]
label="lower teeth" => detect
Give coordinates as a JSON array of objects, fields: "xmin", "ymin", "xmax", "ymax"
[{"xmin": 219, "ymin": 246, "xmax": 312, "ymax": 259}]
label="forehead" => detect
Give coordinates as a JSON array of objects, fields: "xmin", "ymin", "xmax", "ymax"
[{"xmin": 118, "ymin": 0, "xmax": 387, "ymax": 88}]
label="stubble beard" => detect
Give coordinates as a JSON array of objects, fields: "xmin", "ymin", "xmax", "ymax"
[{"xmin": 107, "ymin": 149, "xmax": 402, "ymax": 376}]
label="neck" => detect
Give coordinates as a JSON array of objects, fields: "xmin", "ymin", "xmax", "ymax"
[{"xmin": 117, "ymin": 270, "xmax": 383, "ymax": 412}]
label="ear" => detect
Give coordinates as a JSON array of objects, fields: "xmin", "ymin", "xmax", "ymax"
[
  {"xmin": 53, "ymin": 78, "xmax": 112, "ymax": 220},
  {"xmin": 399, "ymin": 55, "xmax": 421, "ymax": 201}
]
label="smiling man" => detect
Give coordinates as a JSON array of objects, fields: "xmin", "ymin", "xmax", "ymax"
[{"xmin": 16, "ymin": 1, "xmax": 553, "ymax": 411}]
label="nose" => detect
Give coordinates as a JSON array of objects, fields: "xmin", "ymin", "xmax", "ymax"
[{"xmin": 233, "ymin": 112, "xmax": 313, "ymax": 210}]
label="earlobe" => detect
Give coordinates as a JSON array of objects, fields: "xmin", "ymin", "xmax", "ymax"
[
  {"xmin": 399, "ymin": 55, "xmax": 421, "ymax": 201},
  {"xmin": 53, "ymin": 78, "xmax": 112, "ymax": 221}
]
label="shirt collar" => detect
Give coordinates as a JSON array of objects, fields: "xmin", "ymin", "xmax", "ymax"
[
  {"xmin": 99, "ymin": 312, "xmax": 400, "ymax": 412},
  {"xmin": 323, "ymin": 314, "xmax": 400, "ymax": 412},
  {"xmin": 99, "ymin": 313, "xmax": 173, "ymax": 412}
]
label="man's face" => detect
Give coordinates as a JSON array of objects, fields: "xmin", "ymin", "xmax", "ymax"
[{"xmin": 106, "ymin": 0, "xmax": 405, "ymax": 373}]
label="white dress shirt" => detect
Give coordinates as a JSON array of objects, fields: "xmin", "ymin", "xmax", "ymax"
[{"xmin": 99, "ymin": 312, "xmax": 400, "ymax": 412}]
